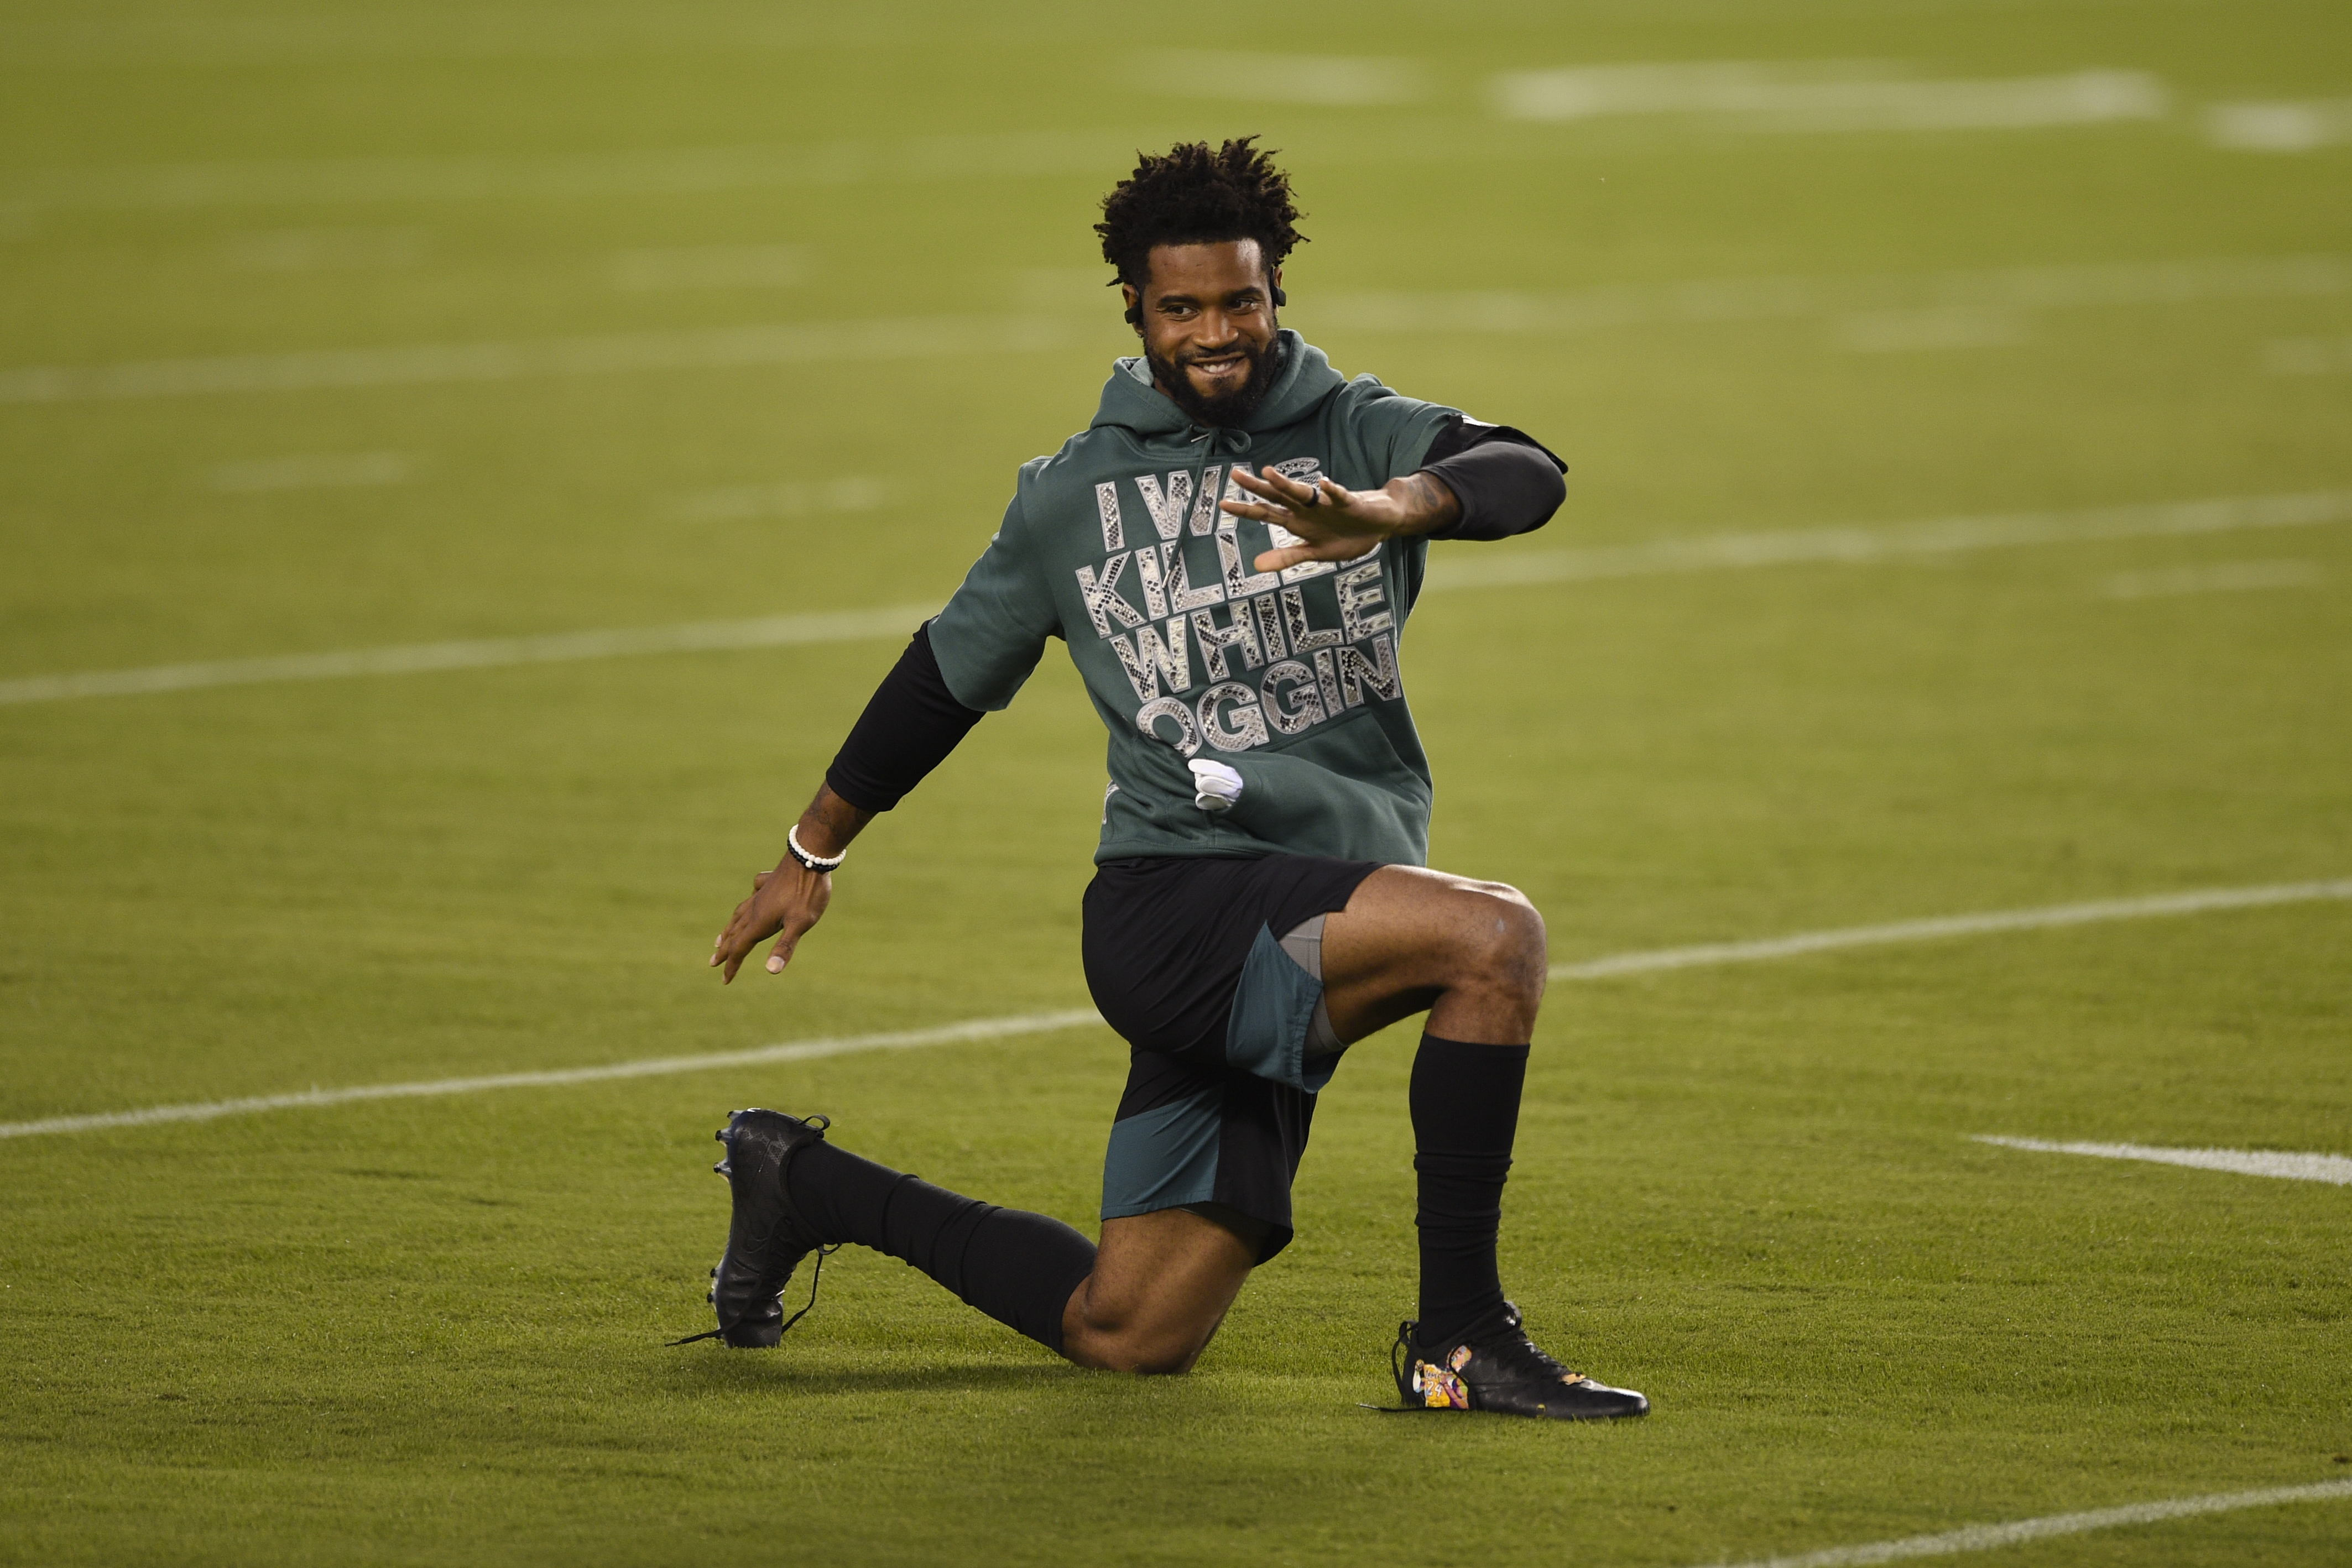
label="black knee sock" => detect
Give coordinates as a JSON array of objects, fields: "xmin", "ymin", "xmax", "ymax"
[
  {"xmin": 786, "ymin": 1139, "xmax": 1098, "ymax": 1355},
  {"xmin": 1410, "ymin": 1033, "xmax": 1530, "ymax": 1349}
]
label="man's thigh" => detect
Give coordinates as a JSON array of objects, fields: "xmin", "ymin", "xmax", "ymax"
[{"xmin": 1317, "ymin": 865, "xmax": 1545, "ymax": 1043}]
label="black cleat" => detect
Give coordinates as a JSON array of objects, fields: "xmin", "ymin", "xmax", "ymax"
[
  {"xmin": 1392, "ymin": 1303, "xmax": 1650, "ymax": 1420},
  {"xmin": 696, "ymin": 1109, "xmax": 831, "ymax": 1349}
]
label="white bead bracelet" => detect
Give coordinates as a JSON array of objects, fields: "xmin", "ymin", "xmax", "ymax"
[{"xmin": 786, "ymin": 824, "xmax": 846, "ymax": 873}]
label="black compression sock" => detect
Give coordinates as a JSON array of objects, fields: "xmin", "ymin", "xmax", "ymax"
[
  {"xmin": 786, "ymin": 1139, "xmax": 1098, "ymax": 1354},
  {"xmin": 1409, "ymin": 1033, "xmax": 1530, "ymax": 1349}
]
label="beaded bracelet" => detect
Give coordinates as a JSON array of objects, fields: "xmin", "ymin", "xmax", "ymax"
[{"xmin": 786, "ymin": 823, "xmax": 846, "ymax": 874}]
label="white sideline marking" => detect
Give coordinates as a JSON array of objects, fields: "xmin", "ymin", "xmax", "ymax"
[
  {"xmin": 0, "ymin": 1010, "xmax": 1109, "ymax": 1141},
  {"xmin": 2207, "ymin": 99, "xmax": 2352, "ymax": 153},
  {"xmin": 1707, "ymin": 1478, "xmax": 2352, "ymax": 1568},
  {"xmin": 1975, "ymin": 1137, "xmax": 2352, "ymax": 1186},
  {"xmin": 0, "ymin": 313, "xmax": 1087, "ymax": 404},
  {"xmin": 6, "ymin": 490, "xmax": 2345, "ymax": 708},
  {"xmin": 1494, "ymin": 64, "xmax": 2167, "ymax": 133},
  {"xmin": 1548, "ymin": 880, "xmax": 2352, "ymax": 980},
  {"xmin": 3, "ymin": 881, "xmax": 2344, "ymax": 1143},
  {"xmin": 0, "ymin": 605, "xmax": 937, "ymax": 705}
]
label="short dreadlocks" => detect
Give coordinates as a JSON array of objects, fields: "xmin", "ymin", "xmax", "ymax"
[{"xmin": 1096, "ymin": 137, "xmax": 1306, "ymax": 291}]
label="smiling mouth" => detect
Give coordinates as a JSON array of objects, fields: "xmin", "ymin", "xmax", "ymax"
[{"xmin": 1186, "ymin": 354, "xmax": 1246, "ymax": 379}]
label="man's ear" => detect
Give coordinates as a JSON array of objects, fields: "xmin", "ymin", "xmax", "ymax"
[
  {"xmin": 1121, "ymin": 283, "xmax": 1142, "ymax": 331},
  {"xmin": 1269, "ymin": 265, "xmax": 1286, "ymax": 309}
]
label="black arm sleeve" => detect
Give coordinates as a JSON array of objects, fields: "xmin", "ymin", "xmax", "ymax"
[
  {"xmin": 823, "ymin": 623, "xmax": 986, "ymax": 813},
  {"xmin": 1417, "ymin": 416, "xmax": 1568, "ymax": 542}
]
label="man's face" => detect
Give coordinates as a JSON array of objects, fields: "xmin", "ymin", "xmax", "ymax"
[{"xmin": 1123, "ymin": 239, "xmax": 1283, "ymax": 427}]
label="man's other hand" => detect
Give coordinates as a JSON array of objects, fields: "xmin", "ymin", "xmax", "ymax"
[
  {"xmin": 712, "ymin": 859, "xmax": 833, "ymax": 982},
  {"xmin": 711, "ymin": 788, "xmax": 868, "ymax": 983}
]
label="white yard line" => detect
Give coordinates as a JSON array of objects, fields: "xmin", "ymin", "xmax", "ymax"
[
  {"xmin": 1549, "ymin": 879, "xmax": 2352, "ymax": 980},
  {"xmin": 1707, "ymin": 1478, "xmax": 2352, "ymax": 1568},
  {"xmin": 1975, "ymin": 1137, "xmax": 2352, "ymax": 1185},
  {"xmin": 0, "ymin": 605, "xmax": 937, "ymax": 705},
  {"xmin": 0, "ymin": 1009, "xmax": 1108, "ymax": 1141},
  {"xmin": 1493, "ymin": 65, "xmax": 2168, "ymax": 133},
  {"xmin": 3, "ymin": 880, "xmax": 2344, "ymax": 1143},
  {"xmin": 2207, "ymin": 99, "xmax": 2352, "ymax": 154},
  {"xmin": 6, "ymin": 489, "xmax": 2345, "ymax": 708}
]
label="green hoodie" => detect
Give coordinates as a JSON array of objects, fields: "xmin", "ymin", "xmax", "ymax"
[{"xmin": 929, "ymin": 330, "xmax": 1463, "ymax": 866}]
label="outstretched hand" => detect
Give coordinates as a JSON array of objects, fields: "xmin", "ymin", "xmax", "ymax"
[
  {"xmin": 1224, "ymin": 466, "xmax": 1461, "ymax": 573},
  {"xmin": 711, "ymin": 861, "xmax": 831, "ymax": 982},
  {"xmin": 711, "ymin": 787, "xmax": 869, "ymax": 983}
]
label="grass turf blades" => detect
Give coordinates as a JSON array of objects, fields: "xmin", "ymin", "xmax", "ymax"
[{"xmin": 3, "ymin": 1, "xmax": 2351, "ymax": 1562}]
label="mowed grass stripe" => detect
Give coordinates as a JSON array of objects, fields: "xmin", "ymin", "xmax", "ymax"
[
  {"xmin": 0, "ymin": 129, "xmax": 1164, "ymax": 210},
  {"xmin": 4, "ymin": 254, "xmax": 2343, "ymax": 405},
  {"xmin": 1321, "ymin": 252, "xmax": 2352, "ymax": 334},
  {"xmin": 8, "ymin": 880, "xmax": 2342, "ymax": 1142},
  {"xmin": 1713, "ymin": 1478, "xmax": 2352, "ymax": 1568},
  {"xmin": 0, "ymin": 312, "xmax": 1091, "ymax": 403},
  {"xmin": 3, "ymin": 489, "xmax": 2344, "ymax": 706}
]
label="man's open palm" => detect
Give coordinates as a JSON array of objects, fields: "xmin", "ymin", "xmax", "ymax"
[{"xmin": 1224, "ymin": 466, "xmax": 1453, "ymax": 572}]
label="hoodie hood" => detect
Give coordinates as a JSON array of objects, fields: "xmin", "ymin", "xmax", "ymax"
[{"xmin": 1088, "ymin": 328, "xmax": 1346, "ymax": 444}]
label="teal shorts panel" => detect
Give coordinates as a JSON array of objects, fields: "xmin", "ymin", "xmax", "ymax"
[
  {"xmin": 1099, "ymin": 1086, "xmax": 1222, "ymax": 1220},
  {"xmin": 1224, "ymin": 922, "xmax": 1338, "ymax": 1094}
]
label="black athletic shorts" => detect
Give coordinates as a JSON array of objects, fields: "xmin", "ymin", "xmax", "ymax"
[{"xmin": 1082, "ymin": 853, "xmax": 1382, "ymax": 1263}]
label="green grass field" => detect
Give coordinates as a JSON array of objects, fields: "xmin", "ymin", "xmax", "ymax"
[{"xmin": 4, "ymin": 3, "xmax": 2350, "ymax": 1563}]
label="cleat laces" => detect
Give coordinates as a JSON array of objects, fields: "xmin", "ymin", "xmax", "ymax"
[
  {"xmin": 1386, "ymin": 1304, "xmax": 1586, "ymax": 1408},
  {"xmin": 666, "ymin": 1242, "xmax": 837, "ymax": 1347},
  {"xmin": 1484, "ymin": 1329, "xmax": 1584, "ymax": 1388}
]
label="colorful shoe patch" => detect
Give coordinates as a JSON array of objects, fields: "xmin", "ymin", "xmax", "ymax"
[{"xmin": 1412, "ymin": 1344, "xmax": 1475, "ymax": 1409}]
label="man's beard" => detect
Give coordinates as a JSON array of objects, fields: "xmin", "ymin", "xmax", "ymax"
[{"xmin": 1146, "ymin": 333, "xmax": 1286, "ymax": 428}]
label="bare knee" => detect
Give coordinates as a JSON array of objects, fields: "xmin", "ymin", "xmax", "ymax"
[
  {"xmin": 1067, "ymin": 1300, "xmax": 1211, "ymax": 1375},
  {"xmin": 1452, "ymin": 881, "xmax": 1547, "ymax": 1006},
  {"xmin": 1061, "ymin": 1209, "xmax": 1251, "ymax": 1374}
]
